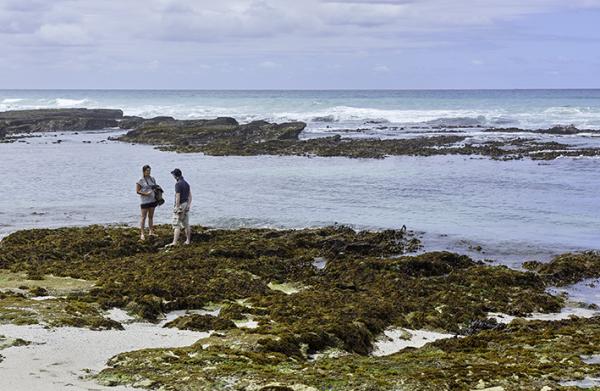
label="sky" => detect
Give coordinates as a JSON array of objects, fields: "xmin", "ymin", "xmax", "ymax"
[{"xmin": 0, "ymin": 0, "xmax": 599, "ymax": 89}]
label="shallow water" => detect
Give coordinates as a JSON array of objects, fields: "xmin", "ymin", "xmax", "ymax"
[
  {"xmin": 549, "ymin": 279, "xmax": 600, "ymax": 307},
  {"xmin": 1, "ymin": 131, "xmax": 599, "ymax": 267}
]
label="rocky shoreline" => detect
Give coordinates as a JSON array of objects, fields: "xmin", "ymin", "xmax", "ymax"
[
  {"xmin": 1, "ymin": 225, "xmax": 599, "ymax": 390},
  {"xmin": 116, "ymin": 115, "xmax": 600, "ymax": 160},
  {"xmin": 0, "ymin": 108, "xmax": 124, "ymax": 134},
  {"xmin": 2, "ymin": 108, "xmax": 600, "ymax": 160}
]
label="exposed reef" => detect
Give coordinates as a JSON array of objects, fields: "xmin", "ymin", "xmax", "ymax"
[
  {"xmin": 0, "ymin": 225, "xmax": 572, "ymax": 339},
  {"xmin": 523, "ymin": 251, "xmax": 600, "ymax": 286},
  {"xmin": 117, "ymin": 116, "xmax": 600, "ymax": 160},
  {"xmin": 164, "ymin": 314, "xmax": 237, "ymax": 332},
  {"xmin": 485, "ymin": 124, "xmax": 599, "ymax": 135},
  {"xmin": 0, "ymin": 108, "xmax": 124, "ymax": 134},
  {"xmin": 1, "ymin": 225, "xmax": 599, "ymax": 389},
  {"xmin": 97, "ymin": 316, "xmax": 600, "ymax": 390},
  {"xmin": 2, "ymin": 108, "xmax": 600, "ymax": 159}
]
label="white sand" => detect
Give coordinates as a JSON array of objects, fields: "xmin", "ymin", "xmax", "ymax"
[
  {"xmin": 0, "ymin": 309, "xmax": 210, "ymax": 391},
  {"xmin": 371, "ymin": 304, "xmax": 600, "ymax": 357},
  {"xmin": 372, "ymin": 328, "xmax": 456, "ymax": 356}
]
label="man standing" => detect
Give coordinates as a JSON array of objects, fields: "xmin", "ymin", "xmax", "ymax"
[{"xmin": 166, "ymin": 168, "xmax": 192, "ymax": 247}]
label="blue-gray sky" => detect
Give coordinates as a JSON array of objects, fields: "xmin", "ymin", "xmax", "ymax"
[{"xmin": 1, "ymin": 0, "xmax": 599, "ymax": 89}]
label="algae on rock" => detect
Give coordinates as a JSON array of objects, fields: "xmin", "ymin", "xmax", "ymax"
[
  {"xmin": 523, "ymin": 251, "xmax": 600, "ymax": 286},
  {"xmin": 97, "ymin": 316, "xmax": 600, "ymax": 390}
]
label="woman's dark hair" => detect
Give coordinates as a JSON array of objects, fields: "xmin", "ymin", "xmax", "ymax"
[{"xmin": 142, "ymin": 165, "xmax": 151, "ymax": 173}]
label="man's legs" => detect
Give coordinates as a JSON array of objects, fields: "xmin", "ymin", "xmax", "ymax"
[
  {"xmin": 183, "ymin": 210, "xmax": 191, "ymax": 244},
  {"xmin": 184, "ymin": 224, "xmax": 191, "ymax": 245},
  {"xmin": 166, "ymin": 205, "xmax": 189, "ymax": 248},
  {"xmin": 171, "ymin": 227, "xmax": 181, "ymax": 245}
]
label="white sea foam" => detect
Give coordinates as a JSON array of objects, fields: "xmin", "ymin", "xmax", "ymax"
[
  {"xmin": 3, "ymin": 92, "xmax": 600, "ymax": 131},
  {"xmin": 53, "ymin": 98, "xmax": 90, "ymax": 107},
  {"xmin": 1, "ymin": 98, "xmax": 23, "ymax": 104}
]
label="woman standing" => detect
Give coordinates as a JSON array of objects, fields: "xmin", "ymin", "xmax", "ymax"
[{"xmin": 136, "ymin": 165, "xmax": 159, "ymax": 240}]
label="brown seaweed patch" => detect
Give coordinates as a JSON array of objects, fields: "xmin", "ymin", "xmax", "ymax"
[
  {"xmin": 96, "ymin": 316, "xmax": 600, "ymax": 390},
  {"xmin": 0, "ymin": 293, "xmax": 123, "ymax": 330},
  {"xmin": 0, "ymin": 270, "xmax": 95, "ymax": 297},
  {"xmin": 164, "ymin": 314, "xmax": 237, "ymax": 332},
  {"xmin": 523, "ymin": 251, "xmax": 600, "ymax": 286}
]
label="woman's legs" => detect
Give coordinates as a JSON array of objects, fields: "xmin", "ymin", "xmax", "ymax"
[
  {"xmin": 148, "ymin": 207, "xmax": 156, "ymax": 235},
  {"xmin": 140, "ymin": 207, "xmax": 149, "ymax": 240}
]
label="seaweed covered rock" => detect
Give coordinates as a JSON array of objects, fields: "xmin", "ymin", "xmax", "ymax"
[
  {"xmin": 0, "ymin": 225, "xmax": 416, "ymax": 322},
  {"xmin": 0, "ymin": 293, "xmax": 123, "ymax": 330},
  {"xmin": 118, "ymin": 117, "xmax": 304, "ymax": 147},
  {"xmin": 460, "ymin": 317, "xmax": 505, "ymax": 336},
  {"xmin": 164, "ymin": 314, "xmax": 237, "ymax": 332},
  {"xmin": 523, "ymin": 251, "xmax": 600, "ymax": 286},
  {"xmin": 0, "ymin": 108, "xmax": 123, "ymax": 134},
  {"xmin": 0, "ymin": 225, "xmax": 570, "ymax": 357},
  {"xmin": 97, "ymin": 316, "xmax": 600, "ymax": 390},
  {"xmin": 125, "ymin": 295, "xmax": 164, "ymax": 321},
  {"xmin": 219, "ymin": 302, "xmax": 249, "ymax": 320},
  {"xmin": 28, "ymin": 286, "xmax": 48, "ymax": 297},
  {"xmin": 115, "ymin": 116, "xmax": 600, "ymax": 160}
]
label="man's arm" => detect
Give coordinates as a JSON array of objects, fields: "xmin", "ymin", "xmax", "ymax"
[
  {"xmin": 187, "ymin": 190, "xmax": 192, "ymax": 210},
  {"xmin": 175, "ymin": 192, "xmax": 181, "ymax": 209}
]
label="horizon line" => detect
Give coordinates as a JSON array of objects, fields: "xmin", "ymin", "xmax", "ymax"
[{"xmin": 2, "ymin": 88, "xmax": 600, "ymax": 92}]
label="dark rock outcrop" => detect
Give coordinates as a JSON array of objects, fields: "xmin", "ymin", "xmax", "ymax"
[
  {"xmin": 118, "ymin": 115, "xmax": 177, "ymax": 129},
  {"xmin": 0, "ymin": 108, "xmax": 124, "ymax": 134},
  {"xmin": 118, "ymin": 117, "xmax": 306, "ymax": 147},
  {"xmin": 485, "ymin": 124, "xmax": 595, "ymax": 135}
]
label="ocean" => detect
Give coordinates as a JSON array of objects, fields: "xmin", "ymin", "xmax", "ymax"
[
  {"xmin": 1, "ymin": 89, "xmax": 600, "ymax": 266},
  {"xmin": 3, "ymin": 89, "xmax": 600, "ymax": 132}
]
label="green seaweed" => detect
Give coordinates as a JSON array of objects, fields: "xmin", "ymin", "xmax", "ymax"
[
  {"xmin": 523, "ymin": 251, "xmax": 600, "ymax": 286},
  {"xmin": 116, "ymin": 118, "xmax": 600, "ymax": 160},
  {"xmin": 0, "ymin": 292, "xmax": 122, "ymax": 330},
  {"xmin": 2, "ymin": 225, "xmax": 598, "ymax": 390},
  {"xmin": 96, "ymin": 316, "xmax": 600, "ymax": 390},
  {"xmin": 164, "ymin": 314, "xmax": 237, "ymax": 332}
]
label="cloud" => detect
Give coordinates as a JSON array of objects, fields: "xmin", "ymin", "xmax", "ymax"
[
  {"xmin": 1, "ymin": 0, "xmax": 599, "ymax": 49},
  {"xmin": 38, "ymin": 23, "xmax": 91, "ymax": 46},
  {"xmin": 259, "ymin": 60, "xmax": 281, "ymax": 69},
  {"xmin": 1, "ymin": 0, "xmax": 600, "ymax": 87},
  {"xmin": 373, "ymin": 65, "xmax": 390, "ymax": 73}
]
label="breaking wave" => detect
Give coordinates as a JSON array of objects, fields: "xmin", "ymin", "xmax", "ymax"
[
  {"xmin": 2, "ymin": 92, "xmax": 600, "ymax": 131},
  {"xmin": 1, "ymin": 98, "xmax": 24, "ymax": 104},
  {"xmin": 54, "ymin": 98, "xmax": 91, "ymax": 107}
]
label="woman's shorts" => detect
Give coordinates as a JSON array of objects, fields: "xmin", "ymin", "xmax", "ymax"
[{"xmin": 141, "ymin": 201, "xmax": 159, "ymax": 209}]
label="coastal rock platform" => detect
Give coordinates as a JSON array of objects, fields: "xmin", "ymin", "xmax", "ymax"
[{"xmin": 1, "ymin": 225, "xmax": 599, "ymax": 390}]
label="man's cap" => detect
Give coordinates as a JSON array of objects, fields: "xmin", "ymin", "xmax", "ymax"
[{"xmin": 171, "ymin": 168, "xmax": 182, "ymax": 177}]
